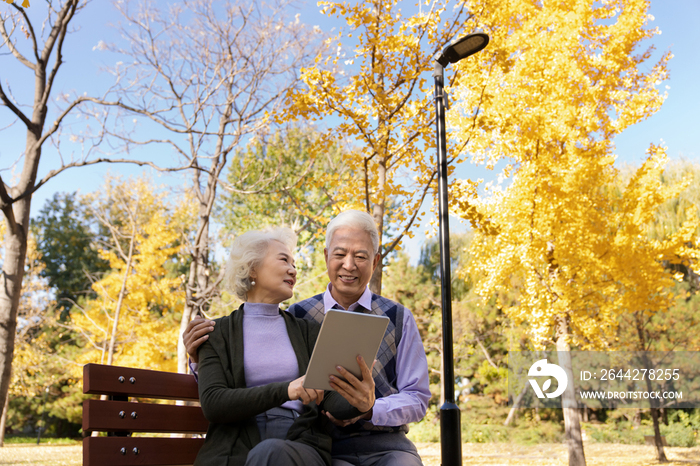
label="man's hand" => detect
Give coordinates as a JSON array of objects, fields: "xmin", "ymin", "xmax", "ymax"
[
  {"xmin": 288, "ymin": 376, "xmax": 324, "ymax": 405},
  {"xmin": 329, "ymin": 356, "xmax": 376, "ymax": 414},
  {"xmin": 183, "ymin": 315, "xmax": 215, "ymax": 364},
  {"xmin": 323, "ymin": 409, "xmax": 372, "ymax": 427}
]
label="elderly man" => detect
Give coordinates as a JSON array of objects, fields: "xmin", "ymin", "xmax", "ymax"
[{"xmin": 185, "ymin": 210, "xmax": 430, "ymax": 466}]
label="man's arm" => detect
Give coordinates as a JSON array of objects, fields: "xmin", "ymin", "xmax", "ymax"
[
  {"xmin": 183, "ymin": 315, "xmax": 216, "ymax": 364},
  {"xmin": 368, "ymin": 309, "xmax": 431, "ymax": 427}
]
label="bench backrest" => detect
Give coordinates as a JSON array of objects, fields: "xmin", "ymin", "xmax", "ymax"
[{"xmin": 82, "ymin": 363, "xmax": 208, "ymax": 466}]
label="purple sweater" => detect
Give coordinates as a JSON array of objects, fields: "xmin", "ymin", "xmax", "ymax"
[{"xmin": 242, "ymin": 302, "xmax": 302, "ymax": 412}]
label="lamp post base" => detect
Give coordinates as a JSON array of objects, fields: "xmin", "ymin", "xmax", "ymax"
[{"xmin": 440, "ymin": 402, "xmax": 462, "ymax": 466}]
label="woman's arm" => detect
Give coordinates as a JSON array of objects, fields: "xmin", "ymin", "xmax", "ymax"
[{"xmin": 197, "ymin": 338, "xmax": 290, "ymax": 424}]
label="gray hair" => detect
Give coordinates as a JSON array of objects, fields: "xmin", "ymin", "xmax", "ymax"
[
  {"xmin": 325, "ymin": 210, "xmax": 379, "ymax": 255},
  {"xmin": 224, "ymin": 227, "xmax": 297, "ymax": 301}
]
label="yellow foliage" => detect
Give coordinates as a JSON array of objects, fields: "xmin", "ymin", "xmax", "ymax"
[
  {"xmin": 449, "ymin": 0, "xmax": 669, "ymax": 172},
  {"xmin": 466, "ymin": 145, "xmax": 698, "ymax": 349},
  {"xmin": 455, "ymin": 0, "xmax": 697, "ymax": 349},
  {"xmin": 284, "ymin": 0, "xmax": 473, "ymax": 253},
  {"xmin": 70, "ymin": 177, "xmax": 189, "ymax": 372}
]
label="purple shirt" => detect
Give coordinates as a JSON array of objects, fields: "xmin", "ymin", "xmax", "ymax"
[
  {"xmin": 323, "ymin": 284, "xmax": 431, "ymax": 427},
  {"xmin": 242, "ymin": 302, "xmax": 303, "ymax": 412}
]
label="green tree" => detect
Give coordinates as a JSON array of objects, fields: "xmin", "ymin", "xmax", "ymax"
[
  {"xmin": 216, "ymin": 127, "xmax": 353, "ymax": 312},
  {"xmin": 219, "ymin": 127, "xmax": 350, "ymax": 246},
  {"xmin": 32, "ymin": 193, "xmax": 109, "ymax": 317}
]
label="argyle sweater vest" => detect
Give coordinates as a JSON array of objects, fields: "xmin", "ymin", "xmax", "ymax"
[{"xmin": 288, "ymin": 292, "xmax": 409, "ymax": 436}]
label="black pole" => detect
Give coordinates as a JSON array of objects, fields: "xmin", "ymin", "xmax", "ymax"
[{"xmin": 433, "ymin": 62, "xmax": 462, "ymax": 466}]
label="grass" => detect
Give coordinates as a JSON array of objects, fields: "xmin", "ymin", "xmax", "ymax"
[
  {"xmin": 2, "ymin": 436, "xmax": 80, "ymax": 445},
  {"xmin": 418, "ymin": 442, "xmax": 700, "ymax": 465},
  {"xmin": 408, "ymin": 394, "xmax": 567, "ymax": 445},
  {"xmin": 0, "ymin": 444, "xmax": 82, "ymax": 465},
  {"xmin": 0, "ymin": 442, "xmax": 698, "ymax": 466}
]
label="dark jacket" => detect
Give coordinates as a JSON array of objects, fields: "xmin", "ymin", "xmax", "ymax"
[{"xmin": 194, "ymin": 305, "xmax": 361, "ymax": 466}]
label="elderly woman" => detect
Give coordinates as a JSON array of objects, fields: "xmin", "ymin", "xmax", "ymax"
[{"xmin": 194, "ymin": 228, "xmax": 361, "ymax": 466}]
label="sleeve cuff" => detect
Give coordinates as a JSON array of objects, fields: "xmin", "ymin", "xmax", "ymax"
[
  {"xmin": 189, "ymin": 359, "xmax": 199, "ymax": 382},
  {"xmin": 369, "ymin": 397, "xmax": 387, "ymax": 425}
]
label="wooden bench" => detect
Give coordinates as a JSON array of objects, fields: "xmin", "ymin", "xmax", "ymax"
[{"xmin": 82, "ymin": 363, "xmax": 208, "ymax": 466}]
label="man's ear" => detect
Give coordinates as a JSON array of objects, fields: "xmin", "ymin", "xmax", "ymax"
[
  {"xmin": 324, "ymin": 247, "xmax": 329, "ymax": 265},
  {"xmin": 371, "ymin": 251, "xmax": 381, "ymax": 271}
]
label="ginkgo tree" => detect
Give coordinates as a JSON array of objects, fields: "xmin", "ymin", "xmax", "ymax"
[
  {"xmin": 614, "ymin": 158, "xmax": 700, "ymax": 461},
  {"xmin": 69, "ymin": 177, "xmax": 191, "ymax": 373},
  {"xmin": 286, "ymin": 0, "xmax": 477, "ymax": 293},
  {"xmin": 447, "ymin": 0, "xmax": 696, "ymax": 465}
]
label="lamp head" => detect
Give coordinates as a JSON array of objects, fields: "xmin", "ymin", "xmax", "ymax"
[{"xmin": 436, "ymin": 32, "xmax": 489, "ymax": 67}]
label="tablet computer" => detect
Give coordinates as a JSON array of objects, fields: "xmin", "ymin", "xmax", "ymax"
[{"xmin": 303, "ymin": 309, "xmax": 389, "ymax": 391}]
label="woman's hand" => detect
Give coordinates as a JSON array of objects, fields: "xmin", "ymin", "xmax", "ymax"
[{"xmin": 288, "ymin": 376, "xmax": 324, "ymax": 405}]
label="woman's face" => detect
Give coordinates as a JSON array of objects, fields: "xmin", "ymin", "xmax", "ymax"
[{"xmin": 247, "ymin": 240, "xmax": 297, "ymax": 304}]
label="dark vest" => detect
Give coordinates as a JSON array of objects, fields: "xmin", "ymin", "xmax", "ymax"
[{"xmin": 288, "ymin": 292, "xmax": 409, "ymax": 437}]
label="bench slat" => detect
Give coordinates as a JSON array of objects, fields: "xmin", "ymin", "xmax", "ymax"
[
  {"xmin": 83, "ymin": 400, "xmax": 209, "ymax": 434},
  {"xmin": 83, "ymin": 363, "xmax": 199, "ymax": 400},
  {"xmin": 83, "ymin": 437, "xmax": 206, "ymax": 466}
]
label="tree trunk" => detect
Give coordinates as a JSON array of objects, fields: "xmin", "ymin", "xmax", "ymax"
[
  {"xmin": 556, "ymin": 316, "xmax": 586, "ymax": 466},
  {"xmin": 369, "ymin": 162, "xmax": 386, "ymax": 295},
  {"xmin": 177, "ymin": 155, "xmax": 220, "ymax": 374},
  {"xmin": 0, "ymin": 0, "xmax": 80, "ymax": 422},
  {"xmin": 177, "ymin": 181, "xmax": 211, "ymax": 374},
  {"xmin": 106, "ymin": 228, "xmax": 136, "ymax": 366},
  {"xmin": 650, "ymin": 407, "xmax": 668, "ymax": 462},
  {"xmin": 636, "ymin": 316, "xmax": 667, "ymax": 462},
  {"xmin": 504, "ymin": 384, "xmax": 528, "ymax": 426},
  {"xmin": 639, "ymin": 351, "xmax": 668, "ymax": 461},
  {"xmin": 0, "ymin": 390, "xmax": 9, "ymax": 446},
  {"xmin": 0, "ymin": 188, "xmax": 33, "ymax": 428}
]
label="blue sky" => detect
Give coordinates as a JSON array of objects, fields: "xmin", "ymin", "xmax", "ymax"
[{"xmin": 2, "ymin": 0, "xmax": 699, "ymax": 263}]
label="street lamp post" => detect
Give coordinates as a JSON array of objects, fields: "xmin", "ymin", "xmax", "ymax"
[{"xmin": 433, "ymin": 32, "xmax": 489, "ymax": 466}]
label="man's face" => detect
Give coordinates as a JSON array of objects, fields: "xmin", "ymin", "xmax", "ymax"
[{"xmin": 324, "ymin": 226, "xmax": 380, "ymax": 308}]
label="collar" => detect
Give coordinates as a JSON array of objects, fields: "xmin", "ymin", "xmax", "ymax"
[
  {"xmin": 322, "ymin": 283, "xmax": 372, "ymax": 313},
  {"xmin": 243, "ymin": 302, "xmax": 280, "ymax": 316}
]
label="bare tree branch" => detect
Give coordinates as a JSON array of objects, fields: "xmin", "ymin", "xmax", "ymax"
[
  {"xmin": 0, "ymin": 80, "xmax": 33, "ymax": 129},
  {"xmin": 0, "ymin": 6, "xmax": 35, "ymax": 69},
  {"xmin": 383, "ymin": 168, "xmax": 437, "ymax": 258},
  {"xmin": 40, "ymin": 0, "xmax": 79, "ymax": 111},
  {"xmin": 0, "ymin": 174, "xmax": 18, "ymax": 234}
]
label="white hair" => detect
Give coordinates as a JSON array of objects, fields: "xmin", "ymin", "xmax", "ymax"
[
  {"xmin": 224, "ymin": 227, "xmax": 297, "ymax": 301},
  {"xmin": 325, "ymin": 210, "xmax": 379, "ymax": 255}
]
